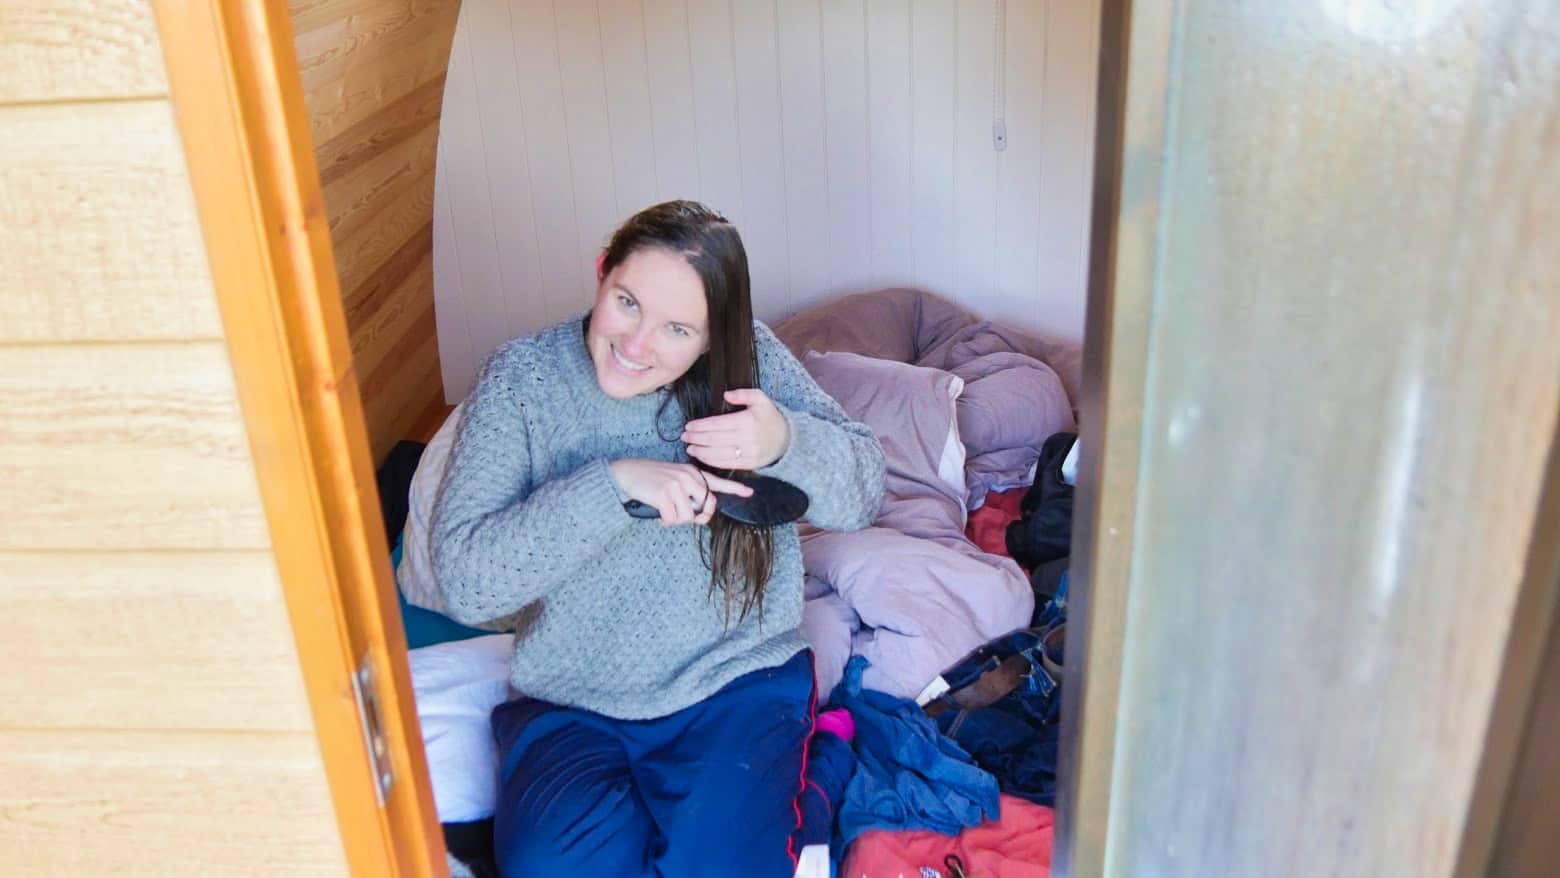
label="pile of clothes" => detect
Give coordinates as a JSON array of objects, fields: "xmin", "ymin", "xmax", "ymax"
[
  {"xmin": 378, "ymin": 424, "xmax": 1081, "ymax": 878},
  {"xmin": 820, "ymin": 430, "xmax": 1078, "ymax": 877}
]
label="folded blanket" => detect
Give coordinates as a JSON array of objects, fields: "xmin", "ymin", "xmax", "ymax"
[
  {"xmin": 780, "ymin": 290, "xmax": 1074, "ymax": 701},
  {"xmin": 803, "ymin": 527, "xmax": 1031, "ymax": 699}
]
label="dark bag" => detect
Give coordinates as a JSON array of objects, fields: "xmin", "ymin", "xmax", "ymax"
[{"xmin": 1004, "ymin": 432, "xmax": 1078, "ymax": 569}]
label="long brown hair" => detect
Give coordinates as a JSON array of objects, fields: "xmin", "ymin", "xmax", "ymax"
[{"xmin": 599, "ymin": 201, "xmax": 775, "ymax": 624}]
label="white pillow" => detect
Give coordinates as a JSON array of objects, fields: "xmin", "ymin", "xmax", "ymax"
[
  {"xmin": 408, "ymin": 633, "xmax": 513, "ymax": 822},
  {"xmin": 937, "ymin": 403, "xmax": 968, "ymax": 502},
  {"xmin": 397, "ymin": 401, "xmax": 465, "ymax": 615}
]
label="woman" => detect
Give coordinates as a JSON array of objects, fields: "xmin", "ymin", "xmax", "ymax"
[{"xmin": 432, "ymin": 201, "xmax": 886, "ymax": 876}]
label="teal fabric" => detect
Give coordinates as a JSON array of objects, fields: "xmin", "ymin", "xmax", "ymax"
[{"xmin": 391, "ymin": 537, "xmax": 489, "ymax": 650}]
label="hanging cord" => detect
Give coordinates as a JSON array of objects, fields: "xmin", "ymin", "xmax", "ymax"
[{"xmin": 992, "ymin": 0, "xmax": 1008, "ymax": 150}]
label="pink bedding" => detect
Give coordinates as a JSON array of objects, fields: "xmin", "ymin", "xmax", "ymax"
[
  {"xmin": 966, "ymin": 488, "xmax": 1026, "ymax": 558},
  {"xmin": 841, "ymin": 794, "xmax": 1055, "ymax": 877},
  {"xmin": 776, "ymin": 290, "xmax": 1078, "ymax": 700}
]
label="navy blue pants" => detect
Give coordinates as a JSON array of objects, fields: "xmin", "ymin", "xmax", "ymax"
[{"xmin": 491, "ymin": 651, "xmax": 819, "ymax": 877}]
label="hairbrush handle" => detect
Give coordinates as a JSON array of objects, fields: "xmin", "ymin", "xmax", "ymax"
[
  {"xmin": 623, "ymin": 497, "xmax": 705, "ymax": 520},
  {"xmin": 623, "ymin": 500, "xmax": 662, "ymax": 519}
]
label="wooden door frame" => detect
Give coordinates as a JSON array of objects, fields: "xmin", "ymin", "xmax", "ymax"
[
  {"xmin": 1455, "ymin": 432, "xmax": 1560, "ymax": 876},
  {"xmin": 152, "ymin": 1, "xmax": 446, "ymax": 874},
  {"xmin": 142, "ymin": 1, "xmax": 1305, "ymax": 875},
  {"xmin": 150, "ymin": 0, "xmax": 1143, "ymax": 874},
  {"xmin": 1053, "ymin": 0, "xmax": 1159, "ymax": 872}
]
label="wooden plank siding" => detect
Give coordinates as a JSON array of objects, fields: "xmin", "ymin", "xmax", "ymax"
[
  {"xmin": 0, "ymin": 101, "xmax": 223, "ymax": 342},
  {"xmin": 0, "ymin": 0, "xmax": 168, "ymax": 102},
  {"xmin": 289, "ymin": 0, "xmax": 460, "ymax": 463},
  {"xmin": 0, "ymin": 1, "xmax": 346, "ymax": 872}
]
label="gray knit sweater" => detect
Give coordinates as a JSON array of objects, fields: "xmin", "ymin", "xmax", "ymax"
[{"xmin": 431, "ymin": 315, "xmax": 886, "ymax": 719}]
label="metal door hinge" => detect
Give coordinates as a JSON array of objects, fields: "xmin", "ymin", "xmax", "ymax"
[{"xmin": 352, "ymin": 652, "xmax": 395, "ymax": 806}]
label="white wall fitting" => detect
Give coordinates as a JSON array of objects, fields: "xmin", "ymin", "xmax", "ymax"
[{"xmin": 433, "ymin": 0, "xmax": 1101, "ymax": 400}]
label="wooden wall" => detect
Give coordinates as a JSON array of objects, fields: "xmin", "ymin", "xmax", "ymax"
[
  {"xmin": 289, "ymin": 0, "xmax": 462, "ymax": 462},
  {"xmin": 1076, "ymin": 2, "xmax": 1560, "ymax": 875},
  {"xmin": 0, "ymin": 1, "xmax": 347, "ymax": 873},
  {"xmin": 432, "ymin": 0, "xmax": 1102, "ymax": 402}
]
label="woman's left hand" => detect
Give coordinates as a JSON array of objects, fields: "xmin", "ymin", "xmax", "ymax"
[{"xmin": 683, "ymin": 388, "xmax": 791, "ymax": 471}]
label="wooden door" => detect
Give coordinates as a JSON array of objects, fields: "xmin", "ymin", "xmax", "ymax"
[
  {"xmin": 151, "ymin": 1, "xmax": 448, "ymax": 874},
  {"xmin": 1060, "ymin": 1, "xmax": 1559, "ymax": 875}
]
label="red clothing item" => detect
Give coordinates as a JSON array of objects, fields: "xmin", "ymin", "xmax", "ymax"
[
  {"xmin": 841, "ymin": 795, "xmax": 1054, "ymax": 878},
  {"xmin": 965, "ymin": 489, "xmax": 1027, "ymax": 560}
]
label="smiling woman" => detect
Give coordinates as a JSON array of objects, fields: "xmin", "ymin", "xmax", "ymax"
[
  {"xmin": 15, "ymin": 0, "xmax": 1557, "ymax": 874},
  {"xmin": 589, "ymin": 249, "xmax": 710, "ymax": 397},
  {"xmin": 430, "ymin": 200, "xmax": 887, "ymax": 876}
]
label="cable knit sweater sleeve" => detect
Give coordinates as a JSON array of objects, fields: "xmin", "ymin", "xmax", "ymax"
[
  {"xmin": 753, "ymin": 322, "xmax": 887, "ymax": 531},
  {"xmin": 430, "ymin": 345, "xmax": 634, "ymax": 626}
]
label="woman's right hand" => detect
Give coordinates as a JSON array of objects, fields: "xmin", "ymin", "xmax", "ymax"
[{"xmin": 609, "ymin": 459, "xmax": 754, "ymax": 527}]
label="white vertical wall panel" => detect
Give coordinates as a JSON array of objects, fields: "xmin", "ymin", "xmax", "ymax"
[
  {"xmin": 432, "ymin": 147, "xmax": 478, "ymax": 404},
  {"xmin": 460, "ymin": 4, "xmax": 541, "ymax": 345},
  {"xmin": 776, "ymin": 2, "xmax": 833, "ymax": 315},
  {"xmin": 642, "ymin": 1, "xmax": 705, "ymax": 204},
  {"xmin": 555, "ymin": 2, "xmax": 623, "ymax": 296},
  {"xmin": 992, "ymin": 0, "xmax": 1048, "ymax": 329},
  {"xmin": 819, "ymin": 0, "xmax": 872, "ymax": 297},
  {"xmin": 509, "ymin": 0, "xmax": 585, "ymax": 327},
  {"xmin": 866, "ymin": 0, "xmax": 915, "ymax": 287},
  {"xmin": 597, "ymin": 1, "xmax": 662, "ymax": 216},
  {"xmin": 909, "ymin": 0, "xmax": 958, "ymax": 295},
  {"xmin": 730, "ymin": 1, "xmax": 794, "ymax": 312},
  {"xmin": 436, "ymin": 24, "xmax": 503, "ymax": 387},
  {"xmin": 952, "ymin": 0, "xmax": 999, "ymax": 308},
  {"xmin": 433, "ymin": 0, "xmax": 1101, "ymax": 401},
  {"xmin": 1032, "ymin": 0, "xmax": 1098, "ymax": 342},
  {"xmin": 686, "ymin": 0, "xmax": 746, "ymax": 225}
]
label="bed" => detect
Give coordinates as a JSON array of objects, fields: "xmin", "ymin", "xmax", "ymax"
[
  {"xmin": 773, "ymin": 288, "xmax": 1078, "ymax": 699},
  {"xmin": 387, "ymin": 288, "xmax": 1080, "ymax": 851}
]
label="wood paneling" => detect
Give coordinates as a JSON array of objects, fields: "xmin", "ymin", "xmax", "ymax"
[
  {"xmin": 314, "ymin": 72, "xmax": 445, "ymax": 187},
  {"xmin": 321, "ymin": 112, "xmax": 440, "ymax": 247},
  {"xmin": 0, "ymin": 0, "xmax": 167, "ymax": 103},
  {"xmin": 408, "ymin": 401, "xmax": 457, "ymax": 444},
  {"xmin": 1487, "ymin": 607, "xmax": 1560, "ymax": 877},
  {"xmin": 1458, "ymin": 422, "xmax": 1560, "ymax": 877},
  {"xmin": 1, "ymin": 3, "xmax": 345, "ymax": 870},
  {"xmin": 0, "ymin": 101, "xmax": 222, "ymax": 343},
  {"xmin": 0, "ymin": 552, "xmax": 317, "ymax": 732},
  {"xmin": 158, "ymin": 0, "xmax": 447, "ymax": 868},
  {"xmin": 332, "ymin": 166, "xmax": 436, "ymax": 305},
  {"xmin": 0, "ymin": 342, "xmax": 271, "ymax": 550},
  {"xmin": 0, "ymin": 729, "xmax": 344, "ymax": 875},
  {"xmin": 1087, "ymin": 2, "xmax": 1560, "ymax": 875},
  {"xmin": 361, "ymin": 318, "xmax": 444, "ymax": 455},
  {"xmin": 291, "ymin": 0, "xmax": 459, "ymax": 463},
  {"xmin": 433, "ymin": 0, "xmax": 1104, "ymax": 401},
  {"xmin": 294, "ymin": 0, "xmax": 454, "ymax": 143},
  {"xmin": 351, "ymin": 247, "xmax": 436, "ymax": 380}
]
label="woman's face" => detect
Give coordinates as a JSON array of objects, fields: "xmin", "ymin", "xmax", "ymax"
[{"xmin": 587, "ymin": 247, "xmax": 710, "ymax": 399}]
